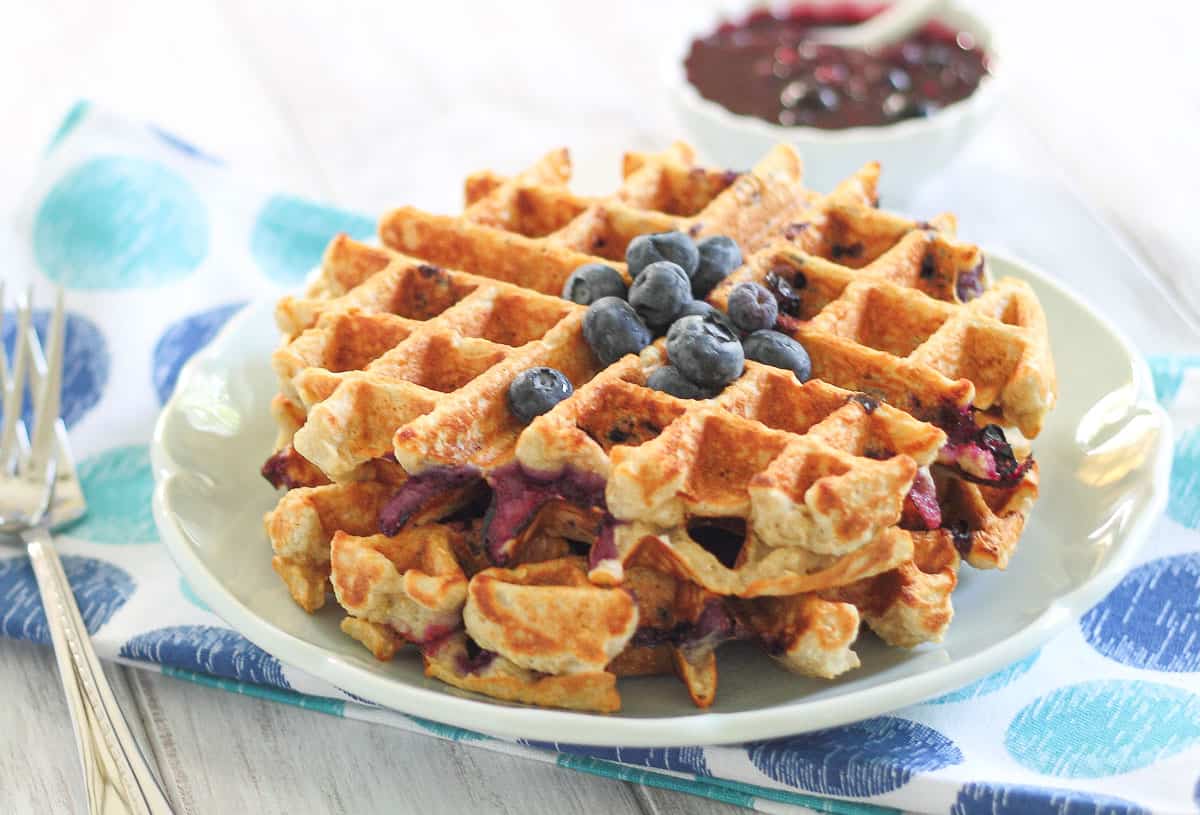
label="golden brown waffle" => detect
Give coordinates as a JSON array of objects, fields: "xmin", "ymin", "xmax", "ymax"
[
  {"xmin": 330, "ymin": 525, "xmax": 468, "ymax": 658},
  {"xmin": 379, "ymin": 142, "xmax": 809, "ymax": 294},
  {"xmin": 288, "ymin": 259, "xmax": 594, "ymax": 482},
  {"xmin": 265, "ymin": 481, "xmax": 391, "ymax": 612},
  {"xmin": 710, "ymin": 169, "xmax": 1056, "ymax": 439},
  {"xmin": 260, "ymin": 141, "xmax": 1053, "ymax": 713},
  {"xmin": 427, "ymin": 557, "xmax": 631, "ymax": 713}
]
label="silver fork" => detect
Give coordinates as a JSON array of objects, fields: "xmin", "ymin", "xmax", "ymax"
[{"xmin": 0, "ymin": 284, "xmax": 173, "ymax": 815}]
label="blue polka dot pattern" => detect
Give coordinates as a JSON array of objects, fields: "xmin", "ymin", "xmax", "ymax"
[
  {"xmin": 48, "ymin": 100, "xmax": 91, "ymax": 151},
  {"xmin": 1167, "ymin": 428, "xmax": 1200, "ymax": 529},
  {"xmin": 1005, "ymin": 680, "xmax": 1200, "ymax": 777},
  {"xmin": 151, "ymin": 301, "xmax": 246, "ymax": 404},
  {"xmin": 1080, "ymin": 554, "xmax": 1200, "ymax": 671},
  {"xmin": 34, "ymin": 156, "xmax": 209, "ymax": 289},
  {"xmin": 250, "ymin": 195, "xmax": 374, "ymax": 284},
  {"xmin": 519, "ymin": 741, "xmax": 710, "ymax": 776},
  {"xmin": 70, "ymin": 444, "xmax": 156, "ymax": 544},
  {"xmin": 178, "ymin": 578, "xmax": 210, "ymax": 612},
  {"xmin": 0, "ymin": 555, "xmax": 134, "ymax": 643},
  {"xmin": 951, "ymin": 782, "xmax": 1150, "ymax": 815},
  {"xmin": 120, "ymin": 625, "xmax": 290, "ymax": 689},
  {"xmin": 926, "ymin": 650, "xmax": 1041, "ymax": 704},
  {"xmin": 747, "ymin": 716, "xmax": 962, "ymax": 796},
  {"xmin": 1, "ymin": 309, "xmax": 109, "ymax": 429}
]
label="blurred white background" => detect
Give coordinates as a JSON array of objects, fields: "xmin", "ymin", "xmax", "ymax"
[
  {"xmin": 0, "ymin": 1, "xmax": 1195, "ymax": 222},
  {"xmin": 4, "ymin": 0, "xmax": 1197, "ymax": 332}
]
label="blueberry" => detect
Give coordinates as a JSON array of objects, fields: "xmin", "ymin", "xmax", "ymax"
[
  {"xmin": 562, "ymin": 263, "xmax": 627, "ymax": 305},
  {"xmin": 883, "ymin": 92, "xmax": 909, "ymax": 119},
  {"xmin": 692, "ymin": 235, "xmax": 743, "ymax": 298},
  {"xmin": 812, "ymin": 87, "xmax": 840, "ymax": 112},
  {"xmin": 646, "ymin": 366, "xmax": 711, "ymax": 400},
  {"xmin": 626, "ymin": 231, "xmax": 699, "ymax": 279},
  {"xmin": 727, "ymin": 282, "xmax": 779, "ymax": 333},
  {"xmin": 742, "ymin": 330, "xmax": 812, "ymax": 382},
  {"xmin": 507, "ymin": 367, "xmax": 574, "ymax": 424},
  {"xmin": 666, "ymin": 314, "xmax": 744, "ymax": 389},
  {"xmin": 583, "ymin": 296, "xmax": 652, "ymax": 366},
  {"xmin": 628, "ymin": 261, "xmax": 692, "ymax": 328},
  {"xmin": 887, "ymin": 68, "xmax": 911, "ymax": 91},
  {"xmin": 676, "ymin": 299, "xmax": 737, "ymax": 333}
]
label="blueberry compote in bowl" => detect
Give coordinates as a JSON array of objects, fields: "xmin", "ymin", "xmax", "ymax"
[{"xmin": 669, "ymin": 1, "xmax": 999, "ymax": 196}]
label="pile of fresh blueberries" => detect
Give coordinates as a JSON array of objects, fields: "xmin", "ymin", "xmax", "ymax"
[{"xmin": 507, "ymin": 230, "xmax": 813, "ymax": 424}]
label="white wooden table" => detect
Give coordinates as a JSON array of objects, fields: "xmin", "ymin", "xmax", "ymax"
[{"xmin": 2, "ymin": 2, "xmax": 1196, "ymax": 812}]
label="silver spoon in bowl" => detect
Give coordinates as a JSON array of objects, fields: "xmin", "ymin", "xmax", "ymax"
[{"xmin": 806, "ymin": 0, "xmax": 947, "ymax": 49}]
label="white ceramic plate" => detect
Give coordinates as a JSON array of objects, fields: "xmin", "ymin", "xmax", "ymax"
[{"xmin": 151, "ymin": 251, "xmax": 1172, "ymax": 747}]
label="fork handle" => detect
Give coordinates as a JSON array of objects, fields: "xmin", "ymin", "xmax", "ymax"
[{"xmin": 25, "ymin": 530, "xmax": 175, "ymax": 815}]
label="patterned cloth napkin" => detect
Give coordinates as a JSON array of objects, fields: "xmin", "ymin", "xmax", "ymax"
[{"xmin": 4, "ymin": 103, "xmax": 1199, "ymax": 815}]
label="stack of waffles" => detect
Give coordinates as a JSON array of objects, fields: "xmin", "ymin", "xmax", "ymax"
[{"xmin": 261, "ymin": 142, "xmax": 1055, "ymax": 712}]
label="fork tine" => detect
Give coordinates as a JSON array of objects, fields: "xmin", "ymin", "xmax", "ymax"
[
  {"xmin": 0, "ymin": 286, "xmax": 32, "ymax": 473},
  {"xmin": 30, "ymin": 287, "xmax": 65, "ymax": 473}
]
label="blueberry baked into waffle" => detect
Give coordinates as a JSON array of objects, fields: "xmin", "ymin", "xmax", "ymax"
[{"xmin": 261, "ymin": 142, "xmax": 1054, "ymax": 713}]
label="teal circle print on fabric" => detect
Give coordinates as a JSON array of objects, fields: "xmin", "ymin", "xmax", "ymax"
[
  {"xmin": 1080, "ymin": 553, "xmax": 1200, "ymax": 671},
  {"xmin": 1147, "ymin": 355, "xmax": 1200, "ymax": 407},
  {"xmin": 47, "ymin": 100, "xmax": 91, "ymax": 151},
  {"xmin": 2, "ymin": 308, "xmax": 109, "ymax": 429},
  {"xmin": 70, "ymin": 444, "xmax": 157, "ymax": 544},
  {"xmin": 0, "ymin": 555, "xmax": 134, "ymax": 644},
  {"xmin": 250, "ymin": 195, "xmax": 375, "ymax": 284},
  {"xmin": 34, "ymin": 156, "xmax": 209, "ymax": 289},
  {"xmin": 1167, "ymin": 428, "xmax": 1200, "ymax": 529},
  {"xmin": 179, "ymin": 578, "xmax": 211, "ymax": 612},
  {"xmin": 925, "ymin": 649, "xmax": 1040, "ymax": 704},
  {"xmin": 1005, "ymin": 680, "xmax": 1200, "ymax": 777},
  {"xmin": 747, "ymin": 716, "xmax": 962, "ymax": 796},
  {"xmin": 409, "ymin": 716, "xmax": 487, "ymax": 742}
]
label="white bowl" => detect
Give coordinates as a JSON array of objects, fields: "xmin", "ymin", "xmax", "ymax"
[{"xmin": 667, "ymin": 1, "xmax": 1001, "ymax": 198}]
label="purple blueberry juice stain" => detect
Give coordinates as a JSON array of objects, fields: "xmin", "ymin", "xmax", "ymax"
[
  {"xmin": 457, "ymin": 638, "xmax": 497, "ymax": 676},
  {"xmin": 260, "ymin": 449, "xmax": 295, "ymax": 490},
  {"xmin": 378, "ymin": 465, "xmax": 482, "ymax": 536},
  {"xmin": 764, "ymin": 270, "xmax": 803, "ymax": 317},
  {"xmin": 949, "ymin": 520, "xmax": 973, "ymax": 557},
  {"xmin": 904, "ymin": 467, "xmax": 942, "ymax": 530},
  {"xmin": 934, "ymin": 403, "xmax": 1033, "ymax": 487},
  {"xmin": 483, "ymin": 462, "xmax": 607, "ymax": 564},
  {"xmin": 588, "ymin": 518, "xmax": 620, "ymax": 571},
  {"xmin": 630, "ymin": 600, "xmax": 744, "ymax": 655},
  {"xmin": 955, "ymin": 259, "xmax": 986, "ymax": 302}
]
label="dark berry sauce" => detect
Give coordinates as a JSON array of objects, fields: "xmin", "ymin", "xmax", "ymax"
[{"xmin": 684, "ymin": 3, "xmax": 990, "ymax": 129}]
